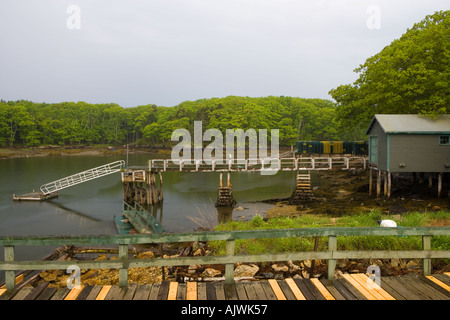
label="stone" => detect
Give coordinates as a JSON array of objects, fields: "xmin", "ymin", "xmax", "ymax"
[
  {"xmin": 302, "ymin": 260, "xmax": 311, "ymax": 268},
  {"xmin": 234, "ymin": 264, "xmax": 259, "ymax": 277},
  {"xmin": 390, "ymin": 258, "xmax": 400, "ymax": 268},
  {"xmin": 287, "ymin": 260, "xmax": 300, "ymax": 272},
  {"xmin": 274, "ymin": 273, "xmax": 284, "ymax": 280},
  {"xmin": 188, "ymin": 264, "xmax": 201, "ymax": 274},
  {"xmin": 202, "ymin": 268, "xmax": 221, "ymax": 278},
  {"xmin": 272, "ymin": 263, "xmax": 289, "ymax": 272},
  {"xmin": 136, "ymin": 251, "xmax": 155, "ymax": 259},
  {"xmin": 235, "ymin": 206, "xmax": 245, "ymax": 211},
  {"xmin": 259, "ymin": 272, "xmax": 274, "ymax": 279},
  {"xmin": 406, "ymin": 260, "xmax": 420, "ymax": 270}
]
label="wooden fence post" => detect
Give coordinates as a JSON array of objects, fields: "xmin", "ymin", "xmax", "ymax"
[
  {"xmin": 225, "ymin": 240, "xmax": 235, "ymax": 284},
  {"xmin": 422, "ymin": 235, "xmax": 431, "ymax": 276},
  {"xmin": 4, "ymin": 245, "xmax": 15, "ymax": 290},
  {"xmin": 119, "ymin": 244, "xmax": 129, "ymax": 287},
  {"xmin": 327, "ymin": 235, "xmax": 337, "ymax": 281}
]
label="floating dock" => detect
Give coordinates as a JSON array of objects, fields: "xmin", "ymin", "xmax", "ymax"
[{"xmin": 13, "ymin": 192, "xmax": 58, "ymax": 202}]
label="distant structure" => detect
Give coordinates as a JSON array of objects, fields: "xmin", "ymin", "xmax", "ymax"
[{"xmin": 366, "ymin": 114, "xmax": 450, "ymax": 198}]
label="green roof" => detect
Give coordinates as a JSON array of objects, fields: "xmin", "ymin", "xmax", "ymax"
[{"xmin": 366, "ymin": 114, "xmax": 450, "ymax": 135}]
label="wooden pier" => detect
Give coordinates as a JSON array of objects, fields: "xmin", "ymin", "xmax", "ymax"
[
  {"xmin": 1, "ymin": 273, "xmax": 449, "ymax": 300},
  {"xmin": 148, "ymin": 156, "xmax": 367, "ymax": 173}
]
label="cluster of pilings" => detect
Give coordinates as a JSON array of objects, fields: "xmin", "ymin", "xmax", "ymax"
[
  {"xmin": 215, "ymin": 172, "xmax": 236, "ymax": 207},
  {"xmin": 121, "ymin": 170, "xmax": 163, "ymax": 205},
  {"xmin": 369, "ymin": 168, "xmax": 447, "ymax": 199}
]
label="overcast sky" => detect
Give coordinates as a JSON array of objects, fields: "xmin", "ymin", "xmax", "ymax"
[{"xmin": 0, "ymin": 0, "xmax": 447, "ymax": 108}]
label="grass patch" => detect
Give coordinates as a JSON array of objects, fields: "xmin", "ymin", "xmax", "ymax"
[{"xmin": 210, "ymin": 210, "xmax": 450, "ymax": 256}]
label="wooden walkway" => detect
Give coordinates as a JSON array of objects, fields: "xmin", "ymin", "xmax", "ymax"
[{"xmin": 1, "ymin": 273, "xmax": 449, "ymax": 300}]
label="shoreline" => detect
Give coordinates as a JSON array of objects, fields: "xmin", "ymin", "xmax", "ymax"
[
  {"xmin": 0, "ymin": 145, "xmax": 294, "ymax": 160},
  {"xmin": 0, "ymin": 145, "xmax": 170, "ymax": 160}
]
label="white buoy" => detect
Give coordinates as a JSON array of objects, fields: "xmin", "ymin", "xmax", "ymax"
[{"xmin": 378, "ymin": 219, "xmax": 397, "ymax": 228}]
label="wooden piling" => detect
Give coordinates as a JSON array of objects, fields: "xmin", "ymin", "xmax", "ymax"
[
  {"xmin": 387, "ymin": 172, "xmax": 391, "ymax": 199},
  {"xmin": 159, "ymin": 171, "xmax": 164, "ymax": 201},
  {"xmin": 215, "ymin": 172, "xmax": 236, "ymax": 207},
  {"xmin": 122, "ymin": 169, "xmax": 163, "ymax": 206},
  {"xmin": 377, "ymin": 170, "xmax": 381, "ymax": 198},
  {"xmin": 369, "ymin": 168, "xmax": 373, "ymax": 196},
  {"xmin": 438, "ymin": 173, "xmax": 442, "ymax": 198}
]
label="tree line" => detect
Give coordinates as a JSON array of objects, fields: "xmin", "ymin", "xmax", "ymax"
[{"xmin": 0, "ymin": 96, "xmax": 344, "ymax": 147}]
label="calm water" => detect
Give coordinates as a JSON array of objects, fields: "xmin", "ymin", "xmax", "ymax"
[{"xmin": 0, "ymin": 154, "xmax": 295, "ymax": 270}]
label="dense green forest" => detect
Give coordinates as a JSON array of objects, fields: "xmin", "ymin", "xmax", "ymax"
[{"xmin": 0, "ymin": 96, "xmax": 344, "ymax": 147}]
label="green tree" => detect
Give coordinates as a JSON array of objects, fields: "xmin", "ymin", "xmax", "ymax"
[{"xmin": 329, "ymin": 10, "xmax": 449, "ymax": 132}]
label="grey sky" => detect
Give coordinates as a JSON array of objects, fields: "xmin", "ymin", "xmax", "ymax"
[{"xmin": 0, "ymin": 0, "xmax": 447, "ymax": 108}]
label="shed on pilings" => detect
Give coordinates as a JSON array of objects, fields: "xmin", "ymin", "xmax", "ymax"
[{"xmin": 365, "ymin": 114, "xmax": 450, "ymax": 198}]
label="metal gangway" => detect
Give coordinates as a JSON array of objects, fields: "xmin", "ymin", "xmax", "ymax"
[{"xmin": 40, "ymin": 160, "xmax": 126, "ymax": 195}]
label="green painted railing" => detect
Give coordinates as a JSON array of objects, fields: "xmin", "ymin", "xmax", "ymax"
[
  {"xmin": 1, "ymin": 227, "xmax": 449, "ymax": 290},
  {"xmin": 123, "ymin": 201, "xmax": 165, "ymax": 234}
]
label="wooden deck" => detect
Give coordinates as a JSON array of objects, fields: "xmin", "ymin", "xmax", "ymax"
[{"xmin": 1, "ymin": 273, "xmax": 449, "ymax": 301}]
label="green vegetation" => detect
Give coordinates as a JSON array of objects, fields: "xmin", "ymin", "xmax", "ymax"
[
  {"xmin": 210, "ymin": 210, "xmax": 450, "ymax": 255},
  {"xmin": 330, "ymin": 10, "xmax": 449, "ymax": 139},
  {"xmin": 0, "ymin": 97, "xmax": 339, "ymax": 147}
]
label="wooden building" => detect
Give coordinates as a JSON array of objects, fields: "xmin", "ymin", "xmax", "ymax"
[{"xmin": 366, "ymin": 114, "xmax": 450, "ymax": 198}]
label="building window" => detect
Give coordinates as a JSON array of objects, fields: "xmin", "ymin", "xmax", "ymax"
[
  {"xmin": 369, "ymin": 136, "xmax": 378, "ymax": 164},
  {"xmin": 440, "ymin": 135, "xmax": 450, "ymax": 145}
]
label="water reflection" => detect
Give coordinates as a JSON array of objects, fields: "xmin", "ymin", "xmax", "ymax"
[
  {"xmin": 216, "ymin": 206, "xmax": 233, "ymax": 224},
  {"xmin": 46, "ymin": 200, "xmax": 101, "ymax": 222}
]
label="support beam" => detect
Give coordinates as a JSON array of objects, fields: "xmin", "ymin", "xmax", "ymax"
[
  {"xmin": 225, "ymin": 240, "xmax": 235, "ymax": 284},
  {"xmin": 118, "ymin": 244, "xmax": 129, "ymax": 287},
  {"xmin": 4, "ymin": 246, "xmax": 15, "ymax": 290},
  {"xmin": 377, "ymin": 170, "xmax": 381, "ymax": 198},
  {"xmin": 159, "ymin": 171, "xmax": 164, "ymax": 201},
  {"xmin": 327, "ymin": 235, "xmax": 337, "ymax": 281},
  {"xmin": 387, "ymin": 172, "xmax": 391, "ymax": 199},
  {"xmin": 369, "ymin": 168, "xmax": 373, "ymax": 196},
  {"xmin": 438, "ymin": 173, "xmax": 442, "ymax": 198},
  {"xmin": 422, "ymin": 235, "xmax": 431, "ymax": 276}
]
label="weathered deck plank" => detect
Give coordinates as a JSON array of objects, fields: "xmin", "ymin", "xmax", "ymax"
[{"xmin": 2, "ymin": 275, "xmax": 449, "ymax": 300}]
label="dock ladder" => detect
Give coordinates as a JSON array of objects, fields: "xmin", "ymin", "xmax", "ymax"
[{"xmin": 40, "ymin": 160, "xmax": 126, "ymax": 195}]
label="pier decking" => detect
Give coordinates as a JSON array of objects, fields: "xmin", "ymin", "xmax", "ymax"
[{"xmin": 1, "ymin": 273, "xmax": 449, "ymax": 300}]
